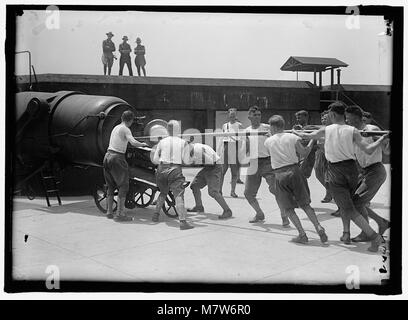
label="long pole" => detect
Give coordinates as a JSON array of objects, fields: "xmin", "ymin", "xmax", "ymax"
[{"xmin": 135, "ymin": 129, "xmax": 390, "ymax": 141}]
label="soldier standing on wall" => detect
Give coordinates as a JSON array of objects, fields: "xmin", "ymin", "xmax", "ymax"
[{"xmin": 102, "ymin": 32, "xmax": 116, "ymax": 76}]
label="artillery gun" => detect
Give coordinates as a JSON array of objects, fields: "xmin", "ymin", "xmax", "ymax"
[{"xmin": 14, "ymin": 91, "xmax": 178, "ymax": 217}]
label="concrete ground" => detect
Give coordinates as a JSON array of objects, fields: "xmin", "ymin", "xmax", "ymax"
[{"xmin": 11, "ymin": 165, "xmax": 391, "ymax": 286}]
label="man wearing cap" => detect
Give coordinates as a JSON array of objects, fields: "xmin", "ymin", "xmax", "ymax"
[
  {"xmin": 119, "ymin": 36, "xmax": 133, "ymax": 76},
  {"xmin": 134, "ymin": 37, "xmax": 147, "ymax": 77},
  {"xmin": 102, "ymin": 32, "xmax": 116, "ymax": 75}
]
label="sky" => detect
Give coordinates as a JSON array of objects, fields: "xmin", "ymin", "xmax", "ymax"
[{"xmin": 14, "ymin": 10, "xmax": 393, "ymax": 85}]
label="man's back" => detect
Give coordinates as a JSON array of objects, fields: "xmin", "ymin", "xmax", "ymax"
[
  {"xmin": 156, "ymin": 136, "xmax": 188, "ymax": 164},
  {"xmin": 265, "ymin": 133, "xmax": 300, "ymax": 169},
  {"xmin": 324, "ymin": 123, "xmax": 355, "ymax": 163}
]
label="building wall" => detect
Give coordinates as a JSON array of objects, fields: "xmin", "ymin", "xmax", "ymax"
[{"xmin": 16, "ymin": 77, "xmax": 321, "ymax": 131}]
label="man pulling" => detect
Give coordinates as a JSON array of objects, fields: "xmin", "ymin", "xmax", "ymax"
[
  {"xmin": 152, "ymin": 120, "xmax": 194, "ymax": 230},
  {"xmin": 265, "ymin": 115, "xmax": 328, "ymax": 244},
  {"xmin": 295, "ymin": 102, "xmax": 388, "ymax": 252}
]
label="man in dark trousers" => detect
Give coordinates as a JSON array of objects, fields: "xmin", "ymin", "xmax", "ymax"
[
  {"xmin": 102, "ymin": 32, "xmax": 116, "ymax": 75},
  {"xmin": 265, "ymin": 115, "xmax": 328, "ymax": 244},
  {"xmin": 345, "ymin": 105, "xmax": 390, "ymax": 242},
  {"xmin": 187, "ymin": 141, "xmax": 233, "ymax": 219},
  {"xmin": 103, "ymin": 111, "xmax": 147, "ymax": 221},
  {"xmin": 295, "ymin": 102, "xmax": 388, "ymax": 252},
  {"xmin": 134, "ymin": 37, "xmax": 147, "ymax": 77},
  {"xmin": 119, "ymin": 36, "xmax": 133, "ymax": 76}
]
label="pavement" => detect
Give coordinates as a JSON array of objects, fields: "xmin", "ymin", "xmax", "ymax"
[{"xmin": 11, "ymin": 165, "xmax": 391, "ymax": 286}]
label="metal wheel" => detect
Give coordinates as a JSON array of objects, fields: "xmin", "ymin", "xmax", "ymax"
[
  {"xmin": 134, "ymin": 186, "xmax": 155, "ymax": 208},
  {"xmin": 162, "ymin": 192, "xmax": 179, "ymax": 218},
  {"xmin": 125, "ymin": 181, "xmax": 156, "ymax": 209},
  {"xmin": 93, "ymin": 184, "xmax": 117, "ymax": 214}
]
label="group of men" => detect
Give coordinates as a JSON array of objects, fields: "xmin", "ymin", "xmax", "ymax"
[
  {"xmin": 103, "ymin": 101, "xmax": 390, "ymax": 252},
  {"xmin": 102, "ymin": 32, "xmax": 147, "ymax": 77}
]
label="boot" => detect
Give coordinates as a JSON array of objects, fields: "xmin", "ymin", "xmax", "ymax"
[
  {"xmin": 187, "ymin": 206, "xmax": 204, "ymax": 213},
  {"xmin": 378, "ymin": 219, "xmax": 390, "ymax": 236},
  {"xmin": 281, "ymin": 216, "xmax": 290, "ymax": 227},
  {"xmin": 340, "ymin": 232, "xmax": 351, "ymax": 244},
  {"xmin": 114, "ymin": 198, "xmax": 133, "ymax": 222},
  {"xmin": 291, "ymin": 233, "xmax": 308, "ymax": 244},
  {"xmin": 218, "ymin": 209, "xmax": 232, "ymax": 220},
  {"xmin": 317, "ymin": 227, "xmax": 328, "ymax": 243},
  {"xmin": 368, "ymin": 234, "xmax": 385, "ymax": 252},
  {"xmin": 249, "ymin": 213, "xmax": 265, "ymax": 223},
  {"xmin": 180, "ymin": 220, "xmax": 194, "ymax": 230}
]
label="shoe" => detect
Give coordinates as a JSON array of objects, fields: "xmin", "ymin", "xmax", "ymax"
[
  {"xmin": 321, "ymin": 195, "xmax": 332, "ymax": 203},
  {"xmin": 230, "ymin": 192, "xmax": 238, "ymax": 198},
  {"xmin": 106, "ymin": 213, "xmax": 114, "ymax": 219},
  {"xmin": 368, "ymin": 234, "xmax": 385, "ymax": 252},
  {"xmin": 318, "ymin": 228, "xmax": 328, "ymax": 243},
  {"xmin": 187, "ymin": 206, "xmax": 204, "ymax": 213},
  {"xmin": 237, "ymin": 179, "xmax": 244, "ymax": 184},
  {"xmin": 340, "ymin": 232, "xmax": 351, "ymax": 244},
  {"xmin": 249, "ymin": 214, "xmax": 265, "ymax": 223},
  {"xmin": 114, "ymin": 215, "xmax": 133, "ymax": 222},
  {"xmin": 351, "ymin": 232, "xmax": 370, "ymax": 242},
  {"xmin": 331, "ymin": 209, "xmax": 341, "ymax": 217},
  {"xmin": 291, "ymin": 234, "xmax": 308, "ymax": 244},
  {"xmin": 378, "ymin": 220, "xmax": 390, "ymax": 236},
  {"xmin": 282, "ymin": 217, "xmax": 290, "ymax": 227},
  {"xmin": 218, "ymin": 209, "xmax": 232, "ymax": 220},
  {"xmin": 152, "ymin": 212, "xmax": 160, "ymax": 222},
  {"xmin": 180, "ymin": 220, "xmax": 194, "ymax": 230}
]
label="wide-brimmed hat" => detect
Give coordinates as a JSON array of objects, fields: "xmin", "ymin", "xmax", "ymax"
[
  {"xmin": 122, "ymin": 35, "xmax": 128, "ymax": 41},
  {"xmin": 136, "ymin": 37, "xmax": 141, "ymax": 42},
  {"xmin": 106, "ymin": 32, "xmax": 114, "ymax": 37}
]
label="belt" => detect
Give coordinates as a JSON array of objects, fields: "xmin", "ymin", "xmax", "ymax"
[
  {"xmin": 328, "ymin": 159, "xmax": 355, "ymax": 165},
  {"xmin": 159, "ymin": 162, "xmax": 182, "ymax": 167},
  {"xmin": 362, "ymin": 162, "xmax": 383, "ymax": 170},
  {"xmin": 272, "ymin": 163, "xmax": 299, "ymax": 172},
  {"xmin": 107, "ymin": 149, "xmax": 125, "ymax": 155}
]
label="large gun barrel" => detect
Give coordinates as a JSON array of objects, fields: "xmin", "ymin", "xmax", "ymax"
[{"xmin": 16, "ymin": 91, "xmax": 136, "ymax": 167}]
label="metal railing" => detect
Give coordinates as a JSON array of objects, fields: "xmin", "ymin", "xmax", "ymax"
[{"xmin": 15, "ymin": 50, "xmax": 32, "ymax": 89}]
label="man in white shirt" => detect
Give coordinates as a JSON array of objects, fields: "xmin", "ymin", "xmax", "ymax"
[
  {"xmin": 220, "ymin": 108, "xmax": 243, "ymax": 198},
  {"xmin": 152, "ymin": 120, "xmax": 194, "ymax": 230},
  {"xmin": 345, "ymin": 105, "xmax": 390, "ymax": 242},
  {"xmin": 264, "ymin": 115, "xmax": 328, "ymax": 244},
  {"xmin": 186, "ymin": 142, "xmax": 233, "ymax": 219},
  {"xmin": 242, "ymin": 106, "xmax": 290, "ymax": 227},
  {"xmin": 296, "ymin": 102, "xmax": 389, "ymax": 252},
  {"xmin": 103, "ymin": 110, "xmax": 148, "ymax": 221}
]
